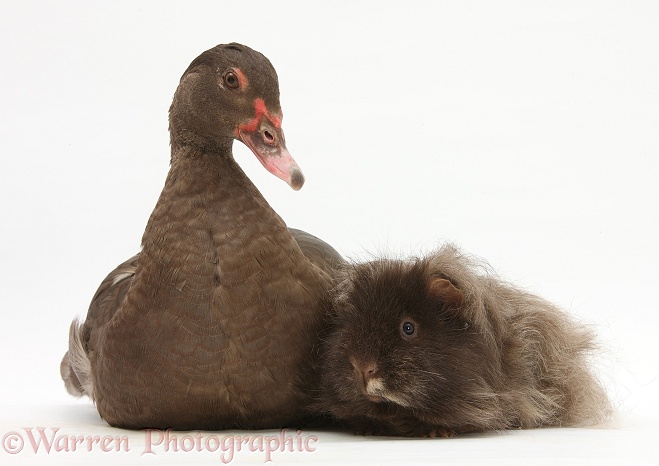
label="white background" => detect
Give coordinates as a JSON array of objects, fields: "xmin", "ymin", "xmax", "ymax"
[{"xmin": 1, "ymin": 1, "xmax": 657, "ymax": 464}]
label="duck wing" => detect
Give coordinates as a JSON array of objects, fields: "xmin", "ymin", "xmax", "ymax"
[
  {"xmin": 60, "ymin": 255, "xmax": 138, "ymax": 398},
  {"xmin": 289, "ymin": 227, "xmax": 345, "ymax": 277},
  {"xmin": 61, "ymin": 228, "xmax": 342, "ymax": 399}
]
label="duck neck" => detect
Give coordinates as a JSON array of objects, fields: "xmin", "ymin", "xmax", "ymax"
[{"xmin": 137, "ymin": 143, "xmax": 304, "ymax": 302}]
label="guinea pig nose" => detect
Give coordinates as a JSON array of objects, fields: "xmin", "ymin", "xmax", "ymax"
[
  {"xmin": 351, "ymin": 357, "xmax": 378, "ymax": 385},
  {"xmin": 361, "ymin": 362, "xmax": 378, "ymax": 383}
]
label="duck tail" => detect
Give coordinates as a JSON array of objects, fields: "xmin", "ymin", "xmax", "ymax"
[{"xmin": 60, "ymin": 319, "xmax": 94, "ymax": 399}]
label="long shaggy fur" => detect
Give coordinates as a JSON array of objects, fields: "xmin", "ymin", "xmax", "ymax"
[
  {"xmin": 316, "ymin": 244, "xmax": 611, "ymax": 436},
  {"xmin": 428, "ymin": 245, "xmax": 610, "ymax": 428}
]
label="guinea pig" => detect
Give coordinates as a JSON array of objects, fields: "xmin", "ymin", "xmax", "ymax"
[{"xmin": 315, "ymin": 244, "xmax": 611, "ymax": 437}]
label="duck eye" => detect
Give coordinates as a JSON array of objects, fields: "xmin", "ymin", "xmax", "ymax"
[
  {"xmin": 401, "ymin": 321, "xmax": 416, "ymax": 337},
  {"xmin": 223, "ymin": 71, "xmax": 240, "ymax": 90}
]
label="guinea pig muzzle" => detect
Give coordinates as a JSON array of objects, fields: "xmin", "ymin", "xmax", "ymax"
[{"xmin": 350, "ymin": 357, "xmax": 385, "ymax": 402}]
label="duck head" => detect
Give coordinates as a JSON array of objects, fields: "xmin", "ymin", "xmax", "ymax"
[{"xmin": 169, "ymin": 43, "xmax": 304, "ymax": 190}]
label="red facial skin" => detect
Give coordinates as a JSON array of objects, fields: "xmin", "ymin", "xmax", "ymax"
[{"xmin": 236, "ymin": 97, "xmax": 304, "ymax": 190}]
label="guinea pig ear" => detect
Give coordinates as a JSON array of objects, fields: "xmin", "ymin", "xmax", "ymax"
[{"xmin": 427, "ymin": 276, "xmax": 464, "ymax": 310}]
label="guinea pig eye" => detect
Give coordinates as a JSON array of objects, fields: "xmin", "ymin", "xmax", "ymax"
[
  {"xmin": 223, "ymin": 70, "xmax": 240, "ymax": 89},
  {"xmin": 401, "ymin": 321, "xmax": 416, "ymax": 337}
]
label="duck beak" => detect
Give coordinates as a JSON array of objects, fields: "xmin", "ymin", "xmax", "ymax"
[
  {"xmin": 236, "ymin": 98, "xmax": 304, "ymax": 190},
  {"xmin": 237, "ymin": 122, "xmax": 304, "ymax": 191}
]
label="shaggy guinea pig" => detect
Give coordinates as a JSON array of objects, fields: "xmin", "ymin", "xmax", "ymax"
[{"xmin": 316, "ymin": 244, "xmax": 611, "ymax": 437}]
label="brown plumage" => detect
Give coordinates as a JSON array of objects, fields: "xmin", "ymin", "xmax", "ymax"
[
  {"xmin": 60, "ymin": 43, "xmax": 344, "ymax": 429},
  {"xmin": 315, "ymin": 244, "xmax": 611, "ymax": 437}
]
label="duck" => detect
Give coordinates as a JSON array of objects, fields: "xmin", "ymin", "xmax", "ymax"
[{"xmin": 60, "ymin": 43, "xmax": 344, "ymax": 430}]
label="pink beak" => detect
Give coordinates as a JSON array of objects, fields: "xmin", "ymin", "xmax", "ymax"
[{"xmin": 236, "ymin": 99, "xmax": 305, "ymax": 191}]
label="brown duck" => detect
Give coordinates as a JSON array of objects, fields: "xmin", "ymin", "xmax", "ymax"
[{"xmin": 60, "ymin": 43, "xmax": 344, "ymax": 430}]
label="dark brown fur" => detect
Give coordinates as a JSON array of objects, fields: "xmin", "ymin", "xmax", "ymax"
[{"xmin": 315, "ymin": 244, "xmax": 611, "ymax": 437}]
